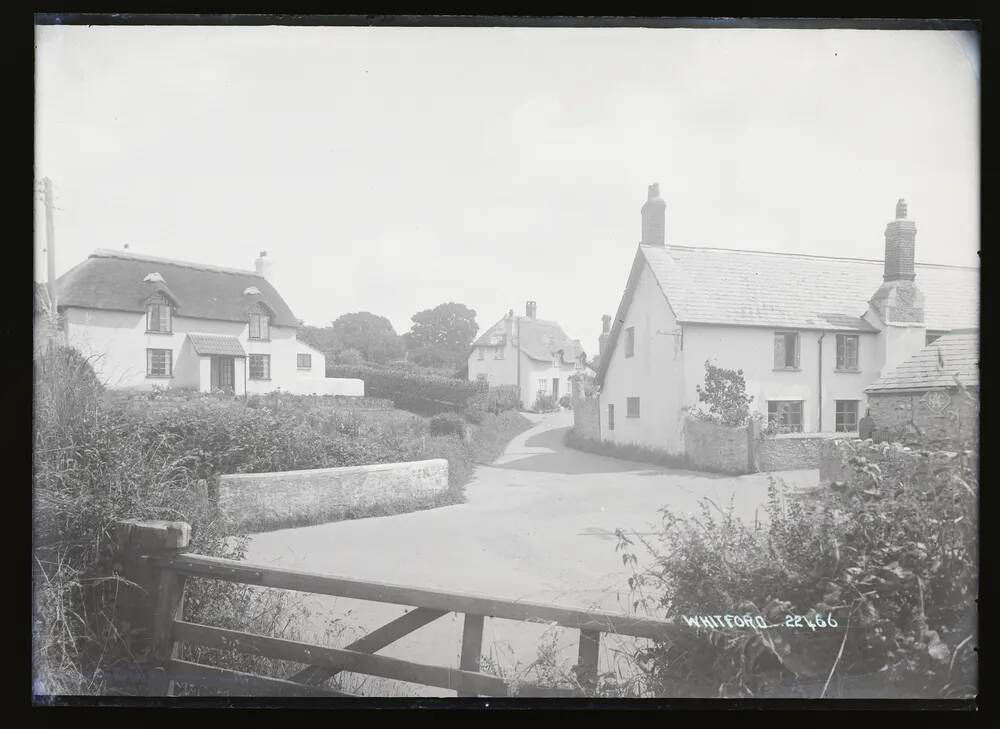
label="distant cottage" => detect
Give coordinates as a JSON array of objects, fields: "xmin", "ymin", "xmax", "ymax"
[
  {"xmin": 36, "ymin": 249, "xmax": 363, "ymax": 397},
  {"xmin": 468, "ymin": 301, "xmax": 588, "ymax": 410},
  {"xmin": 592, "ymin": 185, "xmax": 978, "ymax": 453}
]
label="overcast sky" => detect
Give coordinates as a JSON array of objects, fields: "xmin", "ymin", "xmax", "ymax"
[{"xmin": 34, "ymin": 25, "xmax": 980, "ymax": 355}]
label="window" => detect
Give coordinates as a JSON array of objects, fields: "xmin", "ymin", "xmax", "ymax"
[
  {"xmin": 297, "ymin": 353, "xmax": 312, "ymax": 370},
  {"xmin": 836, "ymin": 334, "xmax": 859, "ymax": 371},
  {"xmin": 626, "ymin": 397, "xmax": 640, "ymax": 418},
  {"xmin": 146, "ymin": 348, "xmax": 172, "ymax": 377},
  {"xmin": 926, "ymin": 332, "xmax": 942, "ymax": 345},
  {"xmin": 607, "ymin": 403, "xmax": 615, "ymax": 431},
  {"xmin": 835, "ymin": 400, "xmax": 859, "ymax": 433},
  {"xmin": 773, "ymin": 332, "xmax": 800, "ymax": 370},
  {"xmin": 538, "ymin": 379, "xmax": 548, "ymax": 394},
  {"xmin": 249, "ymin": 354, "xmax": 271, "ymax": 380},
  {"xmin": 494, "ymin": 345, "xmax": 504, "ymax": 360},
  {"xmin": 625, "ymin": 327, "xmax": 635, "ymax": 358},
  {"xmin": 767, "ymin": 400, "xmax": 803, "ymax": 433},
  {"xmin": 146, "ymin": 302, "xmax": 172, "ymax": 333},
  {"xmin": 249, "ymin": 312, "xmax": 270, "ymax": 340},
  {"xmin": 477, "ymin": 348, "xmax": 484, "ymax": 360}
]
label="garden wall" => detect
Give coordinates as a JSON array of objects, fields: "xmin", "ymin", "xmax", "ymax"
[
  {"xmin": 218, "ymin": 458, "xmax": 449, "ymax": 533},
  {"xmin": 757, "ymin": 432, "xmax": 853, "ymax": 472},
  {"xmin": 681, "ymin": 414, "xmax": 752, "ymax": 475},
  {"xmin": 572, "ymin": 394, "xmax": 601, "ymax": 441},
  {"xmin": 866, "ymin": 387, "xmax": 978, "ymax": 449}
]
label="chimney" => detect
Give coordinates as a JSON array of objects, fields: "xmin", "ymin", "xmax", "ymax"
[
  {"xmin": 883, "ymin": 199, "xmax": 917, "ymax": 281},
  {"xmin": 641, "ymin": 183, "xmax": 666, "ymax": 246},
  {"xmin": 598, "ymin": 314, "xmax": 611, "ymax": 356},
  {"xmin": 254, "ymin": 250, "xmax": 272, "ymax": 281},
  {"xmin": 525, "ymin": 301, "xmax": 537, "ymax": 319}
]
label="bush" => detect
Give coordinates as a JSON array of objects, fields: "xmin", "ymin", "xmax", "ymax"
[
  {"xmin": 327, "ymin": 363, "xmax": 486, "ymax": 416},
  {"xmin": 429, "ymin": 412, "xmax": 467, "ymax": 439},
  {"xmin": 334, "ymin": 348, "xmax": 363, "ymax": 366},
  {"xmin": 614, "ymin": 449, "xmax": 977, "ymax": 698},
  {"xmin": 558, "ymin": 395, "xmax": 572, "ymax": 409},
  {"xmin": 533, "ymin": 394, "xmax": 557, "ymax": 412},
  {"xmin": 693, "ymin": 360, "xmax": 754, "ymax": 426}
]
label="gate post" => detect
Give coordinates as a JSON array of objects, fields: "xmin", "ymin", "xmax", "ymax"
[{"xmin": 113, "ymin": 520, "xmax": 191, "ymax": 694}]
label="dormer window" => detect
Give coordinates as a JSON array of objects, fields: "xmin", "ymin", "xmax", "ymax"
[
  {"xmin": 146, "ymin": 297, "xmax": 172, "ymax": 333},
  {"xmin": 249, "ymin": 312, "xmax": 270, "ymax": 340}
]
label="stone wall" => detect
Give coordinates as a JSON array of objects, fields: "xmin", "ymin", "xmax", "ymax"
[
  {"xmin": 681, "ymin": 414, "xmax": 752, "ymax": 474},
  {"xmin": 217, "ymin": 458, "xmax": 449, "ymax": 533},
  {"xmin": 572, "ymin": 394, "xmax": 601, "ymax": 441},
  {"xmin": 757, "ymin": 432, "xmax": 853, "ymax": 472},
  {"xmin": 867, "ymin": 387, "xmax": 978, "ymax": 449},
  {"xmin": 819, "ymin": 437, "xmax": 978, "ymax": 488}
]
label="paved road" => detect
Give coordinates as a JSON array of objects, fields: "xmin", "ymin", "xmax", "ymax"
[{"xmin": 245, "ymin": 410, "xmax": 816, "ymax": 695}]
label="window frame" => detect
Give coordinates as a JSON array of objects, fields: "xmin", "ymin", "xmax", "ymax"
[
  {"xmin": 773, "ymin": 331, "xmax": 800, "ymax": 371},
  {"xmin": 248, "ymin": 312, "xmax": 271, "ymax": 341},
  {"xmin": 835, "ymin": 399, "xmax": 860, "ymax": 433},
  {"xmin": 146, "ymin": 348, "xmax": 173, "ymax": 378},
  {"xmin": 296, "ymin": 353, "xmax": 312, "ymax": 370},
  {"xmin": 625, "ymin": 327, "xmax": 635, "ymax": 358},
  {"xmin": 249, "ymin": 353, "xmax": 271, "ymax": 380},
  {"xmin": 145, "ymin": 301, "xmax": 172, "ymax": 334},
  {"xmin": 626, "ymin": 397, "xmax": 641, "ymax": 418},
  {"xmin": 835, "ymin": 334, "xmax": 860, "ymax": 372},
  {"xmin": 766, "ymin": 400, "xmax": 804, "ymax": 433},
  {"xmin": 494, "ymin": 345, "xmax": 505, "ymax": 360}
]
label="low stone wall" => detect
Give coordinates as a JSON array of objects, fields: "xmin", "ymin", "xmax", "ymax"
[
  {"xmin": 681, "ymin": 414, "xmax": 752, "ymax": 474},
  {"xmin": 819, "ymin": 438, "xmax": 977, "ymax": 487},
  {"xmin": 287, "ymin": 377, "xmax": 365, "ymax": 396},
  {"xmin": 757, "ymin": 432, "xmax": 853, "ymax": 472},
  {"xmin": 572, "ymin": 395, "xmax": 601, "ymax": 441},
  {"xmin": 867, "ymin": 388, "xmax": 978, "ymax": 449},
  {"xmin": 218, "ymin": 458, "xmax": 449, "ymax": 533}
]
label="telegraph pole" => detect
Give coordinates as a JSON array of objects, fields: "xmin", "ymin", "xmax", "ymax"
[{"xmin": 42, "ymin": 177, "xmax": 58, "ymax": 318}]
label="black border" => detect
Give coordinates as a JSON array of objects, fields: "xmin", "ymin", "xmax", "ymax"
[{"xmin": 27, "ymin": 11, "xmax": 988, "ymax": 715}]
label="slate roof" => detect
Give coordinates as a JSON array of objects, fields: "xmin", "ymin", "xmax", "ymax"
[
  {"xmin": 473, "ymin": 315, "xmax": 585, "ymax": 363},
  {"xmin": 596, "ymin": 244, "xmax": 980, "ymax": 387},
  {"xmin": 187, "ymin": 333, "xmax": 247, "ymax": 357},
  {"xmin": 55, "ymin": 250, "xmax": 300, "ymax": 328},
  {"xmin": 865, "ymin": 330, "xmax": 979, "ymax": 392},
  {"xmin": 644, "ymin": 245, "xmax": 979, "ymax": 332}
]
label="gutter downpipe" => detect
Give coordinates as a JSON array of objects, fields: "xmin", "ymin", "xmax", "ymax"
[
  {"xmin": 817, "ymin": 333, "xmax": 825, "ymax": 432},
  {"xmin": 515, "ymin": 316, "xmax": 522, "ymax": 409}
]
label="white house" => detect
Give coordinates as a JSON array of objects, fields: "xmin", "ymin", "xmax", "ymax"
[
  {"xmin": 37, "ymin": 249, "xmax": 363, "ymax": 397},
  {"xmin": 468, "ymin": 301, "xmax": 587, "ymax": 409},
  {"xmin": 594, "ymin": 184, "xmax": 979, "ymax": 454}
]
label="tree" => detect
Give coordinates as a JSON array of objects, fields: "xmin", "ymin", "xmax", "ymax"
[
  {"xmin": 694, "ymin": 360, "xmax": 754, "ymax": 426},
  {"xmin": 297, "ymin": 324, "xmax": 344, "ymax": 360},
  {"xmin": 331, "ymin": 312, "xmax": 405, "ymax": 364},
  {"xmin": 404, "ymin": 302, "xmax": 479, "ymax": 370}
]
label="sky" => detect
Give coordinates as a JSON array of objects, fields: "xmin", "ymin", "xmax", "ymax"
[{"xmin": 34, "ymin": 25, "xmax": 980, "ymax": 356}]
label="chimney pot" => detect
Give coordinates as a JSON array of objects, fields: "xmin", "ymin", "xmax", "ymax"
[
  {"xmin": 601, "ymin": 314, "xmax": 611, "ymax": 333},
  {"xmin": 883, "ymin": 199, "xmax": 917, "ymax": 282},
  {"xmin": 896, "ymin": 199, "xmax": 907, "ymax": 219},
  {"xmin": 640, "ymin": 182, "xmax": 666, "ymax": 246},
  {"xmin": 525, "ymin": 301, "xmax": 537, "ymax": 319}
]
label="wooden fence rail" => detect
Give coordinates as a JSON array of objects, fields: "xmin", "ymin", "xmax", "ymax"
[{"xmin": 118, "ymin": 519, "xmax": 683, "ymax": 698}]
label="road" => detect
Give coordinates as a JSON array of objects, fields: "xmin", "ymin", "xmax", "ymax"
[{"xmin": 244, "ymin": 410, "xmax": 817, "ymax": 696}]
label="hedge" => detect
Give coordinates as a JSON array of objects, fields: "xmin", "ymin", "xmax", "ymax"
[{"xmin": 327, "ymin": 364, "xmax": 487, "ymax": 416}]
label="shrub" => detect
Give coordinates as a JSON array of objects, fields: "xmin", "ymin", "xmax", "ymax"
[
  {"xmin": 558, "ymin": 394, "xmax": 572, "ymax": 409},
  {"xmin": 334, "ymin": 348, "xmax": 363, "ymax": 366},
  {"xmin": 693, "ymin": 360, "xmax": 753, "ymax": 426},
  {"xmin": 429, "ymin": 412, "xmax": 467, "ymax": 439},
  {"xmin": 614, "ymin": 448, "xmax": 977, "ymax": 698},
  {"xmin": 327, "ymin": 363, "xmax": 486, "ymax": 416},
  {"xmin": 533, "ymin": 394, "xmax": 557, "ymax": 412}
]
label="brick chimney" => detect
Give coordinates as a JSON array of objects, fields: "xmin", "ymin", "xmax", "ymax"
[
  {"xmin": 865, "ymin": 199, "xmax": 926, "ymax": 379},
  {"xmin": 598, "ymin": 314, "xmax": 611, "ymax": 356},
  {"xmin": 254, "ymin": 251, "xmax": 272, "ymax": 281},
  {"xmin": 641, "ymin": 183, "xmax": 666, "ymax": 246},
  {"xmin": 525, "ymin": 301, "xmax": 537, "ymax": 319}
]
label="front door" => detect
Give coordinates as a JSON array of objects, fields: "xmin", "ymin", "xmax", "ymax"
[
  {"xmin": 552, "ymin": 378, "xmax": 560, "ymax": 399},
  {"xmin": 210, "ymin": 356, "xmax": 235, "ymax": 393}
]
